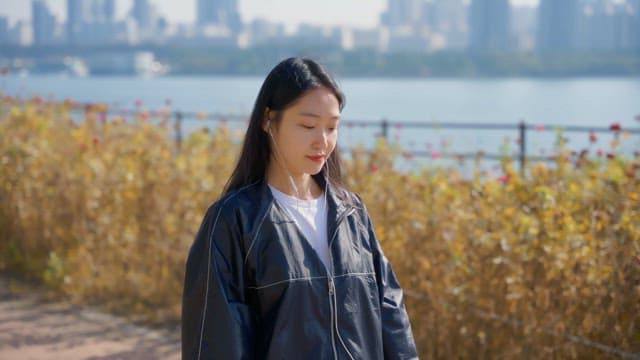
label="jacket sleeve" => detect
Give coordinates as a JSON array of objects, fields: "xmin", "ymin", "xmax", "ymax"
[
  {"xmin": 365, "ymin": 209, "xmax": 419, "ymax": 360},
  {"xmin": 182, "ymin": 202, "xmax": 255, "ymax": 360}
]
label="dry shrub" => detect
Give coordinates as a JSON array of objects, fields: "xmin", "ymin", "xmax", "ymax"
[{"xmin": 1, "ymin": 96, "xmax": 638, "ymax": 357}]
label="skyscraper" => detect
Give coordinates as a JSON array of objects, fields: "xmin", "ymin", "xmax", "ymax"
[
  {"xmin": 67, "ymin": 0, "xmax": 92, "ymax": 44},
  {"xmin": 132, "ymin": 0, "xmax": 152, "ymax": 32},
  {"xmin": 104, "ymin": 0, "xmax": 116, "ymax": 23},
  {"xmin": 197, "ymin": 0, "xmax": 242, "ymax": 33},
  {"xmin": 380, "ymin": 0, "xmax": 424, "ymax": 28},
  {"xmin": 469, "ymin": 0, "xmax": 511, "ymax": 51},
  {"xmin": 0, "ymin": 16, "xmax": 9, "ymax": 44},
  {"xmin": 32, "ymin": 0, "xmax": 57, "ymax": 45},
  {"xmin": 537, "ymin": 0, "xmax": 578, "ymax": 51},
  {"xmin": 427, "ymin": 0, "xmax": 468, "ymax": 49}
]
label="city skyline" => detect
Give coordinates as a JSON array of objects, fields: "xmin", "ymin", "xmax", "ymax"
[{"xmin": 2, "ymin": 0, "xmax": 541, "ymax": 29}]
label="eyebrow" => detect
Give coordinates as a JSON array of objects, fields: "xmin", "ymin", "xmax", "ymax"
[{"xmin": 299, "ymin": 112, "xmax": 341, "ymax": 120}]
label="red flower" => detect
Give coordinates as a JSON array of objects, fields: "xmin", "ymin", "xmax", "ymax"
[
  {"xmin": 610, "ymin": 123, "xmax": 621, "ymax": 132},
  {"xmin": 92, "ymin": 136, "xmax": 100, "ymax": 146},
  {"xmin": 498, "ymin": 174, "xmax": 510, "ymax": 184},
  {"xmin": 140, "ymin": 111, "xmax": 149, "ymax": 121},
  {"xmin": 402, "ymin": 152, "xmax": 415, "ymax": 160},
  {"xmin": 370, "ymin": 164, "xmax": 379, "ymax": 173},
  {"xmin": 589, "ymin": 132, "xmax": 597, "ymax": 143}
]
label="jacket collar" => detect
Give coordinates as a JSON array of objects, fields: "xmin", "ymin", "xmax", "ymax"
[{"xmin": 249, "ymin": 175, "xmax": 352, "ymax": 224}]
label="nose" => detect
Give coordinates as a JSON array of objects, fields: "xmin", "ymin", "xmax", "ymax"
[{"xmin": 314, "ymin": 128, "xmax": 329, "ymax": 148}]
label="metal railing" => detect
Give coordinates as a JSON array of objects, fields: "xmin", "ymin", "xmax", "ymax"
[{"xmin": 75, "ymin": 105, "xmax": 640, "ymax": 173}]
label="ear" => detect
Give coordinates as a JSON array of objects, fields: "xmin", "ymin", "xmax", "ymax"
[{"xmin": 262, "ymin": 108, "xmax": 272, "ymax": 133}]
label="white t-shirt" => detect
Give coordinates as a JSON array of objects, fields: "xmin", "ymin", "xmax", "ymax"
[{"xmin": 268, "ymin": 185, "xmax": 330, "ymax": 270}]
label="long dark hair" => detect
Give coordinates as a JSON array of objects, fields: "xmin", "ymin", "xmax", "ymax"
[{"xmin": 223, "ymin": 57, "xmax": 346, "ymax": 195}]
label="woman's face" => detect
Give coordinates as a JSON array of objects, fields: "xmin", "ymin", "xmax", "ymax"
[{"xmin": 266, "ymin": 86, "xmax": 341, "ymax": 178}]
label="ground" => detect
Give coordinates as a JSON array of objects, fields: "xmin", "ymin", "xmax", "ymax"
[{"xmin": 0, "ymin": 276, "xmax": 180, "ymax": 360}]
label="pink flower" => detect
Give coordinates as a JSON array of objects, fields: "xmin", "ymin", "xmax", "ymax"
[
  {"xmin": 370, "ymin": 165, "xmax": 379, "ymax": 173},
  {"xmin": 535, "ymin": 124, "xmax": 545, "ymax": 132}
]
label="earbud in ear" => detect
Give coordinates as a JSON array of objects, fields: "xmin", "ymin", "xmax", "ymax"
[{"xmin": 266, "ymin": 120, "xmax": 273, "ymax": 136}]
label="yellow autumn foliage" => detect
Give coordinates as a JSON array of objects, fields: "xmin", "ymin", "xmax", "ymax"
[{"xmin": 1, "ymin": 96, "xmax": 639, "ymax": 358}]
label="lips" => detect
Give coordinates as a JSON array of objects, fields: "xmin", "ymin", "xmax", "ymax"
[{"xmin": 307, "ymin": 155, "xmax": 325, "ymax": 163}]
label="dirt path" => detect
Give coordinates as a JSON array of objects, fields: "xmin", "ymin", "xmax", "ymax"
[{"xmin": 0, "ymin": 276, "xmax": 180, "ymax": 360}]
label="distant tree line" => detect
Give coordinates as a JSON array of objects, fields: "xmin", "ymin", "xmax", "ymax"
[{"xmin": 2, "ymin": 44, "xmax": 640, "ymax": 77}]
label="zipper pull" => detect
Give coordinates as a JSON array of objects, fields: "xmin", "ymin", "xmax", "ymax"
[{"xmin": 328, "ymin": 277, "xmax": 334, "ymax": 295}]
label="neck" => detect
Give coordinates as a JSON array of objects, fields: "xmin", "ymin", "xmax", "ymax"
[{"xmin": 266, "ymin": 163, "xmax": 322, "ymax": 200}]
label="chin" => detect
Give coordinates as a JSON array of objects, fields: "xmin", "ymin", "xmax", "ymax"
[{"xmin": 307, "ymin": 164, "xmax": 325, "ymax": 176}]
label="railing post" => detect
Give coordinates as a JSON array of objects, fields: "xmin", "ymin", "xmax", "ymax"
[
  {"xmin": 175, "ymin": 111, "xmax": 183, "ymax": 150},
  {"xmin": 381, "ymin": 118, "xmax": 389, "ymax": 142},
  {"xmin": 519, "ymin": 120, "xmax": 526, "ymax": 176}
]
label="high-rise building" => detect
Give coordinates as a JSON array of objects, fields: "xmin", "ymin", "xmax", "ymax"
[
  {"xmin": 511, "ymin": 4, "xmax": 536, "ymax": 50},
  {"xmin": 67, "ymin": 0, "xmax": 92, "ymax": 44},
  {"xmin": 537, "ymin": 0, "xmax": 578, "ymax": 51},
  {"xmin": 576, "ymin": 0, "xmax": 640, "ymax": 51},
  {"xmin": 9, "ymin": 20, "xmax": 33, "ymax": 46},
  {"xmin": 380, "ymin": 0, "xmax": 424, "ymax": 28},
  {"xmin": 426, "ymin": 0, "xmax": 468, "ymax": 49},
  {"xmin": 32, "ymin": 0, "xmax": 57, "ymax": 45},
  {"xmin": 469, "ymin": 0, "xmax": 511, "ymax": 50},
  {"xmin": 132, "ymin": 0, "xmax": 152, "ymax": 32},
  {"xmin": 104, "ymin": 0, "xmax": 116, "ymax": 22},
  {"xmin": 0, "ymin": 16, "xmax": 9, "ymax": 44},
  {"xmin": 197, "ymin": 0, "xmax": 242, "ymax": 33}
]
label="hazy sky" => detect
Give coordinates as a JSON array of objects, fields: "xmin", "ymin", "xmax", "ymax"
[{"xmin": 0, "ymin": 0, "xmax": 540, "ymax": 29}]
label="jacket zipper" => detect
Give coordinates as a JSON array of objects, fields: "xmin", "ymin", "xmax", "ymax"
[
  {"xmin": 328, "ymin": 277, "xmax": 338, "ymax": 359},
  {"xmin": 327, "ymin": 207, "xmax": 356, "ymax": 360}
]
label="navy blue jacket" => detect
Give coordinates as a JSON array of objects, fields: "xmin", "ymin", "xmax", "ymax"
[{"xmin": 182, "ymin": 178, "xmax": 418, "ymax": 359}]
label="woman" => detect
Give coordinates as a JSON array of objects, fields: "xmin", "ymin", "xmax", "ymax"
[{"xmin": 182, "ymin": 57, "xmax": 418, "ymax": 359}]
